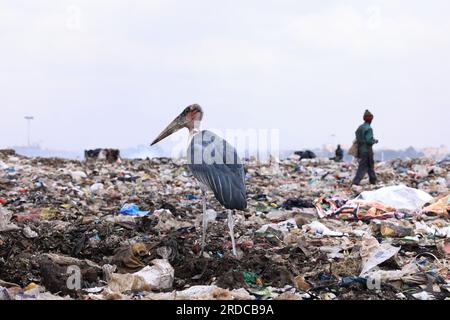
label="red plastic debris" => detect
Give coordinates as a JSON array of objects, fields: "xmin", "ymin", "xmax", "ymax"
[{"xmin": 14, "ymin": 208, "xmax": 41, "ymax": 222}]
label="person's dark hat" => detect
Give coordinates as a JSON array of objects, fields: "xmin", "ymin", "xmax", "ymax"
[{"xmin": 363, "ymin": 109, "xmax": 373, "ymax": 121}]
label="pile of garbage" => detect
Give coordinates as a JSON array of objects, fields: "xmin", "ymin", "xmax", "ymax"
[{"xmin": 0, "ymin": 151, "xmax": 449, "ymax": 300}]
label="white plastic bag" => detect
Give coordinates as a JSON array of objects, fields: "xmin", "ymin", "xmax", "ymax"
[
  {"xmin": 0, "ymin": 207, "xmax": 19, "ymax": 232},
  {"xmin": 360, "ymin": 235, "xmax": 400, "ymax": 275},
  {"xmin": 358, "ymin": 185, "xmax": 433, "ymax": 211},
  {"xmin": 133, "ymin": 259, "xmax": 174, "ymax": 290}
]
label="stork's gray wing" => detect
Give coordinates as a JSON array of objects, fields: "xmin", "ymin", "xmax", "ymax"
[{"xmin": 187, "ymin": 130, "xmax": 247, "ymax": 210}]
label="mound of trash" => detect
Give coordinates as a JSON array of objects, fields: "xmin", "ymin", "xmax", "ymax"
[{"xmin": 0, "ymin": 152, "xmax": 449, "ymax": 300}]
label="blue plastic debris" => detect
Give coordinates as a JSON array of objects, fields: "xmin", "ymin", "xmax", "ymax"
[
  {"xmin": 35, "ymin": 181, "xmax": 45, "ymax": 188},
  {"xmin": 318, "ymin": 272, "xmax": 333, "ymax": 281},
  {"xmin": 339, "ymin": 276, "xmax": 368, "ymax": 287},
  {"xmin": 89, "ymin": 235, "xmax": 101, "ymax": 242},
  {"xmin": 185, "ymin": 194, "xmax": 198, "ymax": 200},
  {"xmin": 118, "ymin": 203, "xmax": 150, "ymax": 216}
]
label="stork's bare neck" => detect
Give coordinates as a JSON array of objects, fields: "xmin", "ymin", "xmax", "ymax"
[
  {"xmin": 188, "ymin": 123, "xmax": 201, "ymax": 148},
  {"xmin": 186, "ymin": 106, "xmax": 203, "ymax": 141},
  {"xmin": 188, "ymin": 120, "xmax": 201, "ymax": 135}
]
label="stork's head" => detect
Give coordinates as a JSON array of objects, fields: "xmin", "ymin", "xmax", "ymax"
[{"xmin": 151, "ymin": 104, "xmax": 203, "ymax": 146}]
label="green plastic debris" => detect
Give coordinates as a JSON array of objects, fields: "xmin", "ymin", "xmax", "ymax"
[{"xmin": 243, "ymin": 271, "xmax": 258, "ymax": 285}]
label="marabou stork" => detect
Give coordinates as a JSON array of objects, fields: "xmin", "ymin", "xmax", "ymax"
[{"xmin": 151, "ymin": 104, "xmax": 247, "ymax": 256}]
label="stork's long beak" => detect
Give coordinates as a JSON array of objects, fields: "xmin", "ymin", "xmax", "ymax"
[{"xmin": 150, "ymin": 113, "xmax": 186, "ymax": 146}]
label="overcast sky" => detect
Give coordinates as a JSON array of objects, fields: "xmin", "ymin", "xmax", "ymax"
[{"xmin": 1, "ymin": 0, "xmax": 449, "ymax": 153}]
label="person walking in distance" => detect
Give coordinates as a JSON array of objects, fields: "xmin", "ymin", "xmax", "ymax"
[{"xmin": 352, "ymin": 110, "xmax": 379, "ymax": 185}]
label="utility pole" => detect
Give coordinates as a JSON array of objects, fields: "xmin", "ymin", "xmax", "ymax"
[{"xmin": 24, "ymin": 116, "xmax": 34, "ymax": 147}]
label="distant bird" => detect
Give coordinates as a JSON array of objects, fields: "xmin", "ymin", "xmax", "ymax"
[{"xmin": 151, "ymin": 104, "xmax": 247, "ymax": 256}]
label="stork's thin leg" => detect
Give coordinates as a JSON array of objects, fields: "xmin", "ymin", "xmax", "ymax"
[
  {"xmin": 200, "ymin": 191, "xmax": 207, "ymax": 256},
  {"xmin": 227, "ymin": 209, "xmax": 237, "ymax": 257}
]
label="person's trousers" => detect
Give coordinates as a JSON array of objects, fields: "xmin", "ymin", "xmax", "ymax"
[{"xmin": 352, "ymin": 151, "xmax": 376, "ymax": 185}]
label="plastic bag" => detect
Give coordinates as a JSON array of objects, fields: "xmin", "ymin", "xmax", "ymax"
[
  {"xmin": 348, "ymin": 140, "xmax": 358, "ymax": 157},
  {"xmin": 118, "ymin": 203, "xmax": 150, "ymax": 216},
  {"xmin": 358, "ymin": 185, "xmax": 433, "ymax": 211},
  {"xmin": 360, "ymin": 235, "xmax": 400, "ymax": 275}
]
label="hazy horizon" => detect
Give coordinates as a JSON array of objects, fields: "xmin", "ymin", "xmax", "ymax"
[
  {"xmin": 1, "ymin": 1, "xmax": 449, "ymax": 152},
  {"xmin": 8, "ymin": 142, "xmax": 446, "ymax": 161}
]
